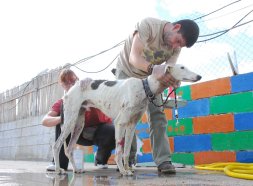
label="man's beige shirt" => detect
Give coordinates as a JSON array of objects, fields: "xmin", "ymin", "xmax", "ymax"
[{"xmin": 116, "ymin": 17, "xmax": 181, "ymax": 79}]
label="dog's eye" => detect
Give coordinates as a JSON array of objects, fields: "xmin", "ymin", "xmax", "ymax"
[{"xmin": 180, "ymin": 66, "xmax": 185, "ymax": 69}]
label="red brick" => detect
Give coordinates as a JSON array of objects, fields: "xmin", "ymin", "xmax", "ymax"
[
  {"xmin": 108, "ymin": 154, "xmax": 116, "ymax": 165},
  {"xmin": 164, "ymin": 109, "xmax": 173, "ymax": 120},
  {"xmin": 191, "ymin": 77, "xmax": 231, "ymax": 100},
  {"xmin": 168, "ymin": 137, "xmax": 174, "ymax": 153},
  {"xmin": 193, "ymin": 114, "xmax": 234, "ymax": 134},
  {"xmin": 141, "ymin": 113, "xmax": 148, "ymax": 123},
  {"xmin": 75, "ymin": 145, "xmax": 93, "ymax": 154},
  {"xmin": 195, "ymin": 151, "xmax": 236, "ymax": 165},
  {"xmin": 142, "ymin": 138, "xmax": 152, "ymax": 153}
]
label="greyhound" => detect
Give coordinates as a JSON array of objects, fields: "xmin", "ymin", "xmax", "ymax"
[{"xmin": 52, "ymin": 64, "xmax": 201, "ymax": 176}]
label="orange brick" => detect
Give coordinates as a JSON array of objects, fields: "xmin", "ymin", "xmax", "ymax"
[
  {"xmin": 168, "ymin": 137, "xmax": 174, "ymax": 153},
  {"xmin": 142, "ymin": 138, "xmax": 152, "ymax": 153},
  {"xmin": 141, "ymin": 113, "xmax": 148, "ymax": 123},
  {"xmin": 164, "ymin": 109, "xmax": 172, "ymax": 120},
  {"xmin": 195, "ymin": 151, "xmax": 236, "ymax": 165},
  {"xmin": 193, "ymin": 114, "xmax": 234, "ymax": 134},
  {"xmin": 191, "ymin": 77, "xmax": 231, "ymax": 100},
  {"xmin": 74, "ymin": 145, "xmax": 93, "ymax": 154},
  {"xmin": 89, "ymin": 146, "xmax": 94, "ymax": 154},
  {"xmin": 107, "ymin": 154, "xmax": 116, "ymax": 165}
]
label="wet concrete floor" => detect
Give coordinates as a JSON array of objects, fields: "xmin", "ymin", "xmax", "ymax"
[{"xmin": 0, "ymin": 160, "xmax": 252, "ymax": 186}]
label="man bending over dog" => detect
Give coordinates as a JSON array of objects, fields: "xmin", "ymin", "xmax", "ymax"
[
  {"xmin": 42, "ymin": 69, "xmax": 115, "ymax": 171},
  {"xmin": 115, "ymin": 17, "xmax": 199, "ymax": 173}
]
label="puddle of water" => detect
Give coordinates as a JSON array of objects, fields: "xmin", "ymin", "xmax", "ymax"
[
  {"xmin": 0, "ymin": 169, "xmax": 173, "ymax": 186},
  {"xmin": 1, "ymin": 168, "xmax": 251, "ymax": 186}
]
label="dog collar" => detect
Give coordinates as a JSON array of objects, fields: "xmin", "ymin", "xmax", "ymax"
[{"xmin": 142, "ymin": 78, "xmax": 155, "ymax": 102}]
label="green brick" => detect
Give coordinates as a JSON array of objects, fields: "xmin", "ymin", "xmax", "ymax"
[
  {"xmin": 210, "ymin": 92, "xmax": 253, "ymax": 114},
  {"xmin": 172, "ymin": 153, "xmax": 194, "ymax": 165},
  {"xmin": 212, "ymin": 131, "xmax": 253, "ymax": 151},
  {"xmin": 84, "ymin": 154, "xmax": 94, "ymax": 163},
  {"xmin": 177, "ymin": 85, "xmax": 191, "ymax": 101},
  {"xmin": 163, "ymin": 85, "xmax": 191, "ymax": 100},
  {"xmin": 167, "ymin": 118, "xmax": 193, "ymax": 137}
]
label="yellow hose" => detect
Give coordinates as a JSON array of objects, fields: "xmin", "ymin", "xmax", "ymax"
[{"xmin": 195, "ymin": 162, "xmax": 253, "ymax": 180}]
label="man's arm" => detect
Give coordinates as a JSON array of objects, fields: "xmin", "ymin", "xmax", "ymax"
[
  {"xmin": 129, "ymin": 33, "xmax": 150, "ymax": 73},
  {"xmin": 42, "ymin": 110, "xmax": 61, "ymax": 127},
  {"xmin": 165, "ymin": 48, "xmax": 181, "ymax": 66},
  {"xmin": 129, "ymin": 33, "xmax": 179, "ymax": 88}
]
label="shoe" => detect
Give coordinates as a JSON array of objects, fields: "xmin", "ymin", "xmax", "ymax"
[
  {"xmin": 157, "ymin": 161, "xmax": 176, "ymax": 174},
  {"xmin": 94, "ymin": 154, "xmax": 108, "ymax": 169},
  {"xmin": 96, "ymin": 164, "xmax": 108, "ymax": 169},
  {"xmin": 95, "ymin": 159, "xmax": 108, "ymax": 169},
  {"xmin": 46, "ymin": 162, "xmax": 56, "ymax": 171}
]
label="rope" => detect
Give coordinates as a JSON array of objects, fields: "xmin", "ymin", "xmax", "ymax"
[{"xmin": 149, "ymin": 88, "xmax": 176, "ymax": 107}]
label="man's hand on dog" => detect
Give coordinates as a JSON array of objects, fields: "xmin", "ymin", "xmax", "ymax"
[
  {"xmin": 152, "ymin": 64, "xmax": 180, "ymax": 88},
  {"xmin": 160, "ymin": 73, "xmax": 180, "ymax": 88}
]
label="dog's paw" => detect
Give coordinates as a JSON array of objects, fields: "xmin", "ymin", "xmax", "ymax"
[
  {"xmin": 126, "ymin": 170, "xmax": 134, "ymax": 176},
  {"xmin": 129, "ymin": 168, "xmax": 135, "ymax": 173},
  {"xmin": 55, "ymin": 168, "xmax": 66, "ymax": 175},
  {"xmin": 122, "ymin": 170, "xmax": 134, "ymax": 176},
  {"xmin": 119, "ymin": 170, "xmax": 128, "ymax": 176},
  {"xmin": 120, "ymin": 169, "xmax": 134, "ymax": 176},
  {"xmin": 74, "ymin": 169, "xmax": 85, "ymax": 174}
]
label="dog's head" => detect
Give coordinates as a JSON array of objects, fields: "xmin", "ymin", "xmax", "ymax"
[
  {"xmin": 167, "ymin": 64, "xmax": 202, "ymax": 82},
  {"xmin": 151, "ymin": 64, "xmax": 201, "ymax": 83}
]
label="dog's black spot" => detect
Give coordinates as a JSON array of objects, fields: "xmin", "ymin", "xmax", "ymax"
[
  {"xmin": 111, "ymin": 68, "xmax": 116, "ymax": 76},
  {"xmin": 82, "ymin": 100, "xmax": 89, "ymax": 106},
  {"xmin": 104, "ymin": 81, "xmax": 117, "ymax": 87},
  {"xmin": 91, "ymin": 80, "xmax": 106, "ymax": 89},
  {"xmin": 180, "ymin": 66, "xmax": 185, "ymax": 69}
]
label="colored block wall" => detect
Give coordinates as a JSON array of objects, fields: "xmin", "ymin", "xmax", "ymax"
[
  {"xmin": 136, "ymin": 72, "xmax": 253, "ymax": 165},
  {"xmin": 84, "ymin": 72, "xmax": 253, "ymax": 165}
]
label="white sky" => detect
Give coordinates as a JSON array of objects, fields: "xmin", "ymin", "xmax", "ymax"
[{"xmin": 0, "ymin": 0, "xmax": 252, "ymax": 92}]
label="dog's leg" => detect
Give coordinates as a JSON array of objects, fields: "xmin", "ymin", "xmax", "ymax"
[
  {"xmin": 123, "ymin": 123, "xmax": 136, "ymax": 175},
  {"xmin": 114, "ymin": 121, "xmax": 128, "ymax": 176},
  {"xmin": 53, "ymin": 130, "xmax": 71, "ymax": 174},
  {"xmin": 65, "ymin": 114, "xmax": 85, "ymax": 174},
  {"xmin": 69, "ymin": 173, "xmax": 77, "ymax": 186}
]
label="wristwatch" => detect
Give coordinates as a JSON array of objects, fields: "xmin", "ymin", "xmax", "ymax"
[{"xmin": 147, "ymin": 64, "xmax": 154, "ymax": 75}]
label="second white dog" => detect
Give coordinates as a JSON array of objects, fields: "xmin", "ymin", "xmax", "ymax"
[{"xmin": 53, "ymin": 64, "xmax": 201, "ymax": 176}]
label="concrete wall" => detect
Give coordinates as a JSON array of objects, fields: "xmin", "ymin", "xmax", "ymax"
[{"xmin": 0, "ymin": 115, "xmax": 54, "ymax": 161}]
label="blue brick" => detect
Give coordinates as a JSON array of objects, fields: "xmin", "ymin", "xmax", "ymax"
[
  {"xmin": 137, "ymin": 131, "xmax": 149, "ymax": 139},
  {"xmin": 93, "ymin": 145, "xmax": 98, "ymax": 152},
  {"xmin": 136, "ymin": 122, "xmax": 149, "ymax": 130},
  {"xmin": 136, "ymin": 122, "xmax": 149, "ymax": 139},
  {"xmin": 234, "ymin": 112, "xmax": 253, "ymax": 131},
  {"xmin": 174, "ymin": 134, "xmax": 212, "ymax": 152},
  {"xmin": 231, "ymin": 72, "xmax": 253, "ymax": 93},
  {"xmin": 236, "ymin": 151, "xmax": 253, "ymax": 163},
  {"xmin": 137, "ymin": 153, "xmax": 153, "ymax": 163},
  {"xmin": 173, "ymin": 98, "xmax": 209, "ymax": 119}
]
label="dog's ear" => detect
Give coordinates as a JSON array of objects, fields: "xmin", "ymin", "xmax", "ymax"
[
  {"xmin": 152, "ymin": 64, "xmax": 168, "ymax": 76},
  {"xmin": 165, "ymin": 64, "xmax": 173, "ymax": 74}
]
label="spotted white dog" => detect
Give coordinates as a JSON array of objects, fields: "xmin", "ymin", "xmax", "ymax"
[{"xmin": 53, "ymin": 64, "xmax": 201, "ymax": 176}]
